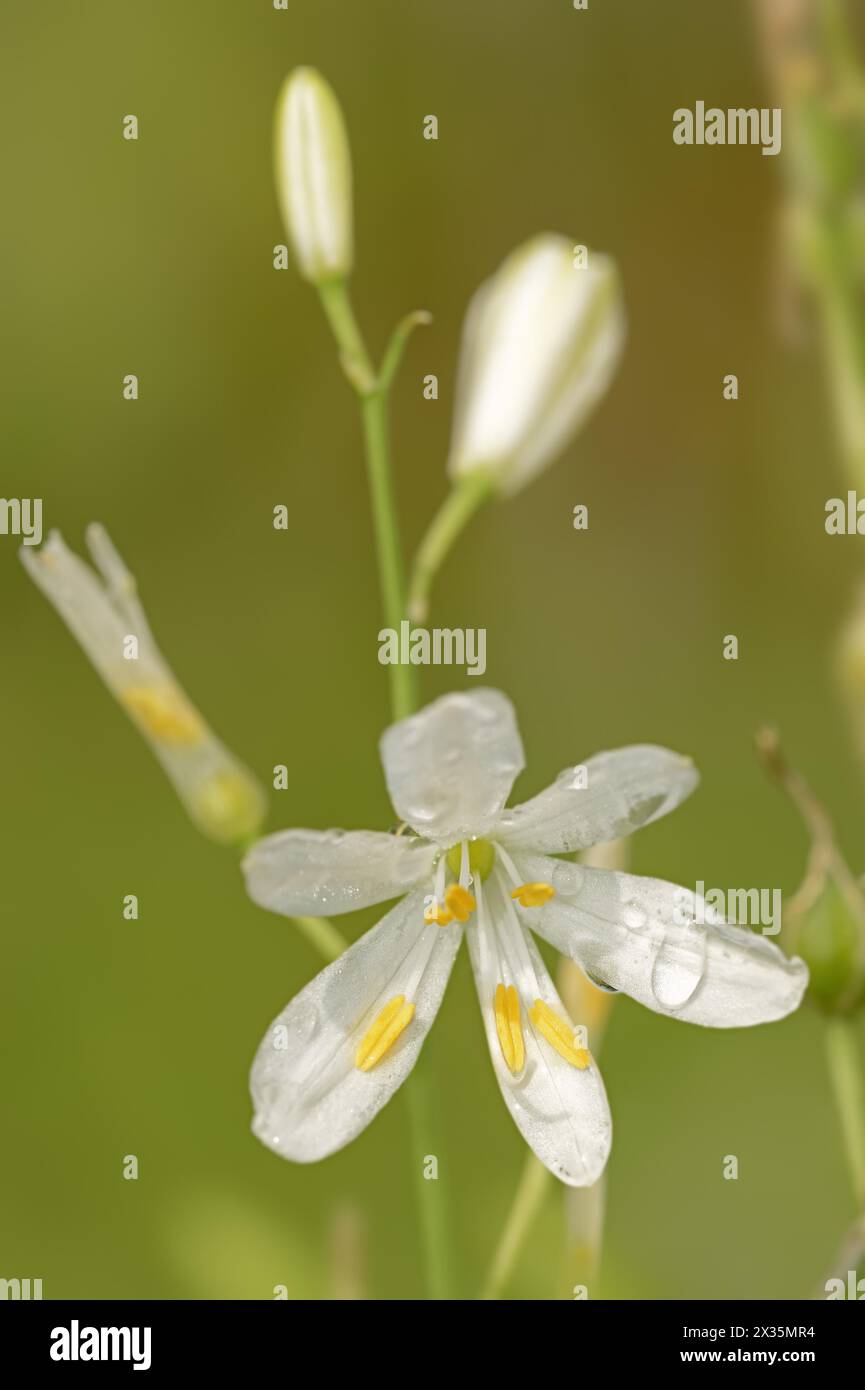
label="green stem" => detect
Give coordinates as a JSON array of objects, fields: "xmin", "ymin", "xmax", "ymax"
[
  {"xmin": 404, "ymin": 1046, "xmax": 454, "ymax": 1299},
  {"xmin": 317, "ymin": 277, "xmax": 376, "ymax": 389},
  {"xmin": 379, "ymin": 310, "xmax": 433, "ymax": 392},
  {"xmin": 291, "ymin": 915, "xmax": 348, "ymax": 962},
  {"xmin": 825, "ymin": 1015, "xmax": 865, "ymax": 1207},
  {"xmin": 360, "ymin": 388, "xmax": 416, "ymax": 720},
  {"xmin": 819, "ymin": 0, "xmax": 863, "ymax": 98},
  {"xmin": 816, "ymin": 254, "xmax": 865, "ymax": 493},
  {"xmin": 408, "ymin": 472, "xmax": 496, "ymax": 623},
  {"xmin": 317, "ymin": 277, "xmax": 417, "ymax": 720},
  {"xmin": 316, "ymin": 273, "xmax": 453, "ymax": 1297},
  {"xmin": 480, "ymin": 1151, "xmax": 550, "ymax": 1300}
]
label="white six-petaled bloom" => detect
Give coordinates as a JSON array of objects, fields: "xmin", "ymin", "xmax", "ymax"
[
  {"xmin": 447, "ymin": 234, "xmax": 626, "ymax": 496},
  {"xmin": 21, "ymin": 526, "xmax": 267, "ymax": 845},
  {"xmin": 244, "ymin": 689, "xmax": 807, "ymax": 1186}
]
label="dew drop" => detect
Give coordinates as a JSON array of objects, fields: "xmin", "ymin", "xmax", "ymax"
[
  {"xmin": 622, "ymin": 898, "xmax": 648, "ymax": 931},
  {"xmin": 651, "ymin": 928, "xmax": 707, "ymax": 1010},
  {"xmin": 586, "ymin": 972, "xmax": 619, "ymax": 995}
]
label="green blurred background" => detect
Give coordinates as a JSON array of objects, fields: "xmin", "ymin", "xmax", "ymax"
[{"xmin": 3, "ymin": 0, "xmax": 865, "ymax": 1299}]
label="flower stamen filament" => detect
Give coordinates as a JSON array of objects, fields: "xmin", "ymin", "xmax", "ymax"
[
  {"xmin": 493, "ymin": 844, "xmax": 556, "ymax": 908},
  {"xmin": 459, "ymin": 839, "xmax": 470, "ymax": 888},
  {"xmin": 424, "ymin": 854, "xmax": 453, "ymax": 925}
]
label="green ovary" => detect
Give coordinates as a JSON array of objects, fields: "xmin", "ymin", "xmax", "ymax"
[{"xmin": 445, "ymin": 837, "xmax": 495, "ymax": 883}]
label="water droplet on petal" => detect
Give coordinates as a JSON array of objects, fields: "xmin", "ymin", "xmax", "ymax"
[
  {"xmin": 586, "ymin": 972, "xmax": 619, "ymax": 995},
  {"xmin": 651, "ymin": 927, "xmax": 707, "ymax": 1010},
  {"xmin": 622, "ymin": 898, "xmax": 648, "ymax": 931}
]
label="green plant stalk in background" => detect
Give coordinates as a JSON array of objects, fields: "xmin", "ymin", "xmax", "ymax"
[
  {"xmin": 480, "ymin": 1150, "xmax": 551, "ymax": 1300},
  {"xmin": 759, "ymin": 0, "xmax": 865, "ymax": 489},
  {"xmin": 291, "ymin": 915, "xmax": 349, "ymax": 964},
  {"xmin": 758, "ymin": 0, "xmax": 865, "ymax": 1288},
  {"xmin": 757, "ymin": 726, "xmax": 865, "ymax": 1286},
  {"xmin": 825, "ymin": 1016, "xmax": 865, "ymax": 1206}
]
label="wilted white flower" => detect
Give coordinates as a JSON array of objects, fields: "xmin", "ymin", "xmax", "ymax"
[
  {"xmin": 274, "ymin": 67, "xmax": 353, "ymax": 284},
  {"xmin": 21, "ymin": 526, "xmax": 267, "ymax": 845},
  {"xmin": 447, "ymin": 234, "xmax": 625, "ymax": 496},
  {"xmin": 244, "ymin": 689, "xmax": 806, "ymax": 1185}
]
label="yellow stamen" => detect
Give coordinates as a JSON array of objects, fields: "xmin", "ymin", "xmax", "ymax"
[
  {"xmin": 511, "ymin": 882, "xmax": 555, "ymax": 908},
  {"xmin": 494, "ymin": 983, "xmax": 526, "ymax": 1074},
  {"xmin": 355, "ymin": 995, "xmax": 415, "ymax": 1071},
  {"xmin": 121, "ymin": 686, "xmax": 204, "ymax": 744},
  {"xmin": 444, "ymin": 883, "xmax": 476, "ymax": 923},
  {"xmin": 530, "ymin": 999, "xmax": 590, "ymax": 1069},
  {"xmin": 424, "ymin": 900, "xmax": 454, "ymax": 927}
]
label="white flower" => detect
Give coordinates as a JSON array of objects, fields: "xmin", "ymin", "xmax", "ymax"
[
  {"xmin": 21, "ymin": 526, "xmax": 267, "ymax": 845},
  {"xmin": 274, "ymin": 67, "xmax": 353, "ymax": 284},
  {"xmin": 244, "ymin": 689, "xmax": 807, "ymax": 1186},
  {"xmin": 447, "ymin": 234, "xmax": 625, "ymax": 496}
]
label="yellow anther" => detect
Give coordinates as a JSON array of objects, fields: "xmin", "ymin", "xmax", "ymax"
[
  {"xmin": 355, "ymin": 995, "xmax": 415, "ymax": 1072},
  {"xmin": 424, "ymin": 900, "xmax": 454, "ymax": 927},
  {"xmin": 121, "ymin": 686, "xmax": 204, "ymax": 744},
  {"xmin": 444, "ymin": 883, "xmax": 476, "ymax": 923},
  {"xmin": 511, "ymin": 882, "xmax": 556, "ymax": 908},
  {"xmin": 494, "ymin": 983, "xmax": 526, "ymax": 1075},
  {"xmin": 529, "ymin": 999, "xmax": 590, "ymax": 1069}
]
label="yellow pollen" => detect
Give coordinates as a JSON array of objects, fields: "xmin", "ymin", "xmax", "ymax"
[
  {"xmin": 424, "ymin": 900, "xmax": 454, "ymax": 927},
  {"xmin": 511, "ymin": 882, "xmax": 555, "ymax": 908},
  {"xmin": 494, "ymin": 983, "xmax": 526, "ymax": 1075},
  {"xmin": 355, "ymin": 995, "xmax": 415, "ymax": 1072},
  {"xmin": 121, "ymin": 686, "xmax": 204, "ymax": 744},
  {"xmin": 444, "ymin": 883, "xmax": 476, "ymax": 923},
  {"xmin": 530, "ymin": 999, "xmax": 591, "ymax": 1069}
]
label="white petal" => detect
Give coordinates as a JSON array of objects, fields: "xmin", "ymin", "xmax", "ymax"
[
  {"xmin": 21, "ymin": 528, "xmax": 146, "ymax": 684},
  {"xmin": 20, "ymin": 528, "xmax": 266, "ymax": 844},
  {"xmin": 250, "ymin": 889, "xmax": 462, "ymax": 1162},
  {"xmin": 496, "ymin": 745, "xmax": 699, "ymax": 854},
  {"xmin": 515, "ymin": 853, "xmax": 808, "ymax": 1028},
  {"xmin": 466, "ymin": 873, "xmax": 612, "ymax": 1186},
  {"xmin": 243, "ymin": 828, "xmax": 436, "ymax": 917},
  {"xmin": 380, "ymin": 689, "xmax": 524, "ymax": 846}
]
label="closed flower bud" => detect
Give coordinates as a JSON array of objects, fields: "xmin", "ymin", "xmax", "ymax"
[
  {"xmin": 21, "ymin": 527, "xmax": 267, "ymax": 846},
  {"xmin": 274, "ymin": 67, "xmax": 353, "ymax": 284},
  {"xmin": 792, "ymin": 875, "xmax": 865, "ymax": 1013},
  {"xmin": 447, "ymin": 234, "xmax": 625, "ymax": 496}
]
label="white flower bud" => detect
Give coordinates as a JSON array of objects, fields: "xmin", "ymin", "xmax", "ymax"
[
  {"xmin": 21, "ymin": 527, "xmax": 267, "ymax": 845},
  {"xmin": 274, "ymin": 67, "xmax": 353, "ymax": 284},
  {"xmin": 447, "ymin": 234, "xmax": 625, "ymax": 495}
]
